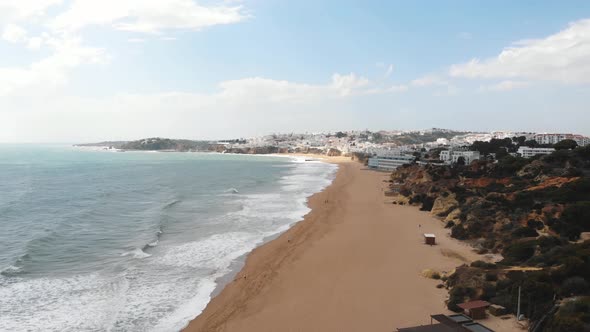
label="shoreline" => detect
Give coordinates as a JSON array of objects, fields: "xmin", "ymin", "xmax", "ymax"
[
  {"xmin": 183, "ymin": 159, "xmax": 517, "ymax": 331},
  {"xmin": 187, "ymin": 154, "xmax": 343, "ymax": 317}
]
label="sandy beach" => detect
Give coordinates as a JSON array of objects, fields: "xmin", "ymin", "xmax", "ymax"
[{"xmin": 184, "ymin": 159, "xmax": 515, "ymax": 332}]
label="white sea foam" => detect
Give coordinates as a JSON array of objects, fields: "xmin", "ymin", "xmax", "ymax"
[
  {"xmin": 0, "ymin": 154, "xmax": 338, "ymax": 332},
  {"xmin": 158, "ymin": 232, "xmax": 261, "ymax": 269},
  {"xmin": 0, "ymin": 273, "xmax": 129, "ymax": 331},
  {"xmin": 0, "ymin": 265, "xmax": 22, "ymax": 276},
  {"xmin": 121, "ymin": 248, "xmax": 152, "ymax": 259}
]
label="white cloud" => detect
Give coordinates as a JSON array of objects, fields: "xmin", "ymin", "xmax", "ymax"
[
  {"xmin": 0, "ymin": 35, "xmax": 108, "ymax": 96},
  {"xmin": 216, "ymin": 72, "xmax": 374, "ymax": 103},
  {"xmin": 330, "ymin": 73, "xmax": 369, "ymax": 96},
  {"xmin": 386, "ymin": 84, "xmax": 407, "ymax": 92},
  {"xmin": 27, "ymin": 36, "xmax": 43, "ymax": 49},
  {"xmin": 0, "ymin": 1, "xmax": 247, "ymax": 99},
  {"xmin": 366, "ymin": 84, "xmax": 407, "ymax": 94},
  {"xmin": 458, "ymin": 32, "xmax": 472, "ymax": 40},
  {"xmin": 127, "ymin": 38, "xmax": 146, "ymax": 43},
  {"xmin": 385, "ymin": 64, "xmax": 394, "ymax": 77},
  {"xmin": 376, "ymin": 62, "xmax": 394, "ymax": 78},
  {"xmin": 409, "ymin": 74, "xmax": 459, "ymax": 96},
  {"xmin": 0, "ymin": 70, "xmax": 413, "ymax": 141},
  {"xmin": 411, "ymin": 75, "xmax": 448, "ymax": 87},
  {"xmin": 0, "ymin": 72, "xmax": 402, "ymax": 142},
  {"xmin": 433, "ymin": 85, "xmax": 459, "ymax": 96},
  {"xmin": 1, "ymin": 23, "xmax": 27, "ymax": 42},
  {"xmin": 51, "ymin": 0, "xmax": 247, "ymax": 34},
  {"xmin": 482, "ymin": 80, "xmax": 529, "ymax": 92},
  {"xmin": 450, "ymin": 19, "xmax": 590, "ymax": 84},
  {"xmin": 0, "ymin": 0, "xmax": 63, "ymax": 23},
  {"xmin": 1, "ymin": 23, "xmax": 45, "ymax": 50}
]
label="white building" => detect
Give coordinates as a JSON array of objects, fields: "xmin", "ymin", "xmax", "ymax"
[
  {"xmin": 533, "ymin": 133, "xmax": 590, "ymax": 147},
  {"xmin": 440, "ymin": 150, "xmax": 481, "ymax": 164},
  {"xmin": 517, "ymin": 146, "xmax": 555, "ymax": 158},
  {"xmin": 368, "ymin": 154, "xmax": 415, "ymax": 171}
]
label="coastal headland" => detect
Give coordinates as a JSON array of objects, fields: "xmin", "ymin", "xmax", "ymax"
[{"xmin": 184, "ymin": 157, "xmax": 516, "ymax": 331}]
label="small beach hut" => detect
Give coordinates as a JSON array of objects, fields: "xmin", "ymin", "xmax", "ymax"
[
  {"xmin": 457, "ymin": 300, "xmax": 490, "ymax": 320},
  {"xmin": 424, "ymin": 233, "xmax": 436, "ymax": 245}
]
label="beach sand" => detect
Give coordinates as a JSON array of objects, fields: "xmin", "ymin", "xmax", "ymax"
[{"xmin": 184, "ymin": 159, "xmax": 518, "ymax": 332}]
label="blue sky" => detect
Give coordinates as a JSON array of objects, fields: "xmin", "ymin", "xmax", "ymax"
[{"xmin": 1, "ymin": 0, "xmax": 590, "ymax": 142}]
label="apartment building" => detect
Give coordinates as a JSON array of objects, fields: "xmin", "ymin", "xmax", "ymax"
[
  {"xmin": 440, "ymin": 150, "xmax": 481, "ymax": 164},
  {"xmin": 517, "ymin": 146, "xmax": 555, "ymax": 158}
]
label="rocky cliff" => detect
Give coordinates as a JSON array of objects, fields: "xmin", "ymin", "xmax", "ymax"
[{"xmin": 389, "ymin": 148, "xmax": 590, "ymax": 330}]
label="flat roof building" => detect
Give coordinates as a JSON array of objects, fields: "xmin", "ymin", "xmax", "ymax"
[
  {"xmin": 534, "ymin": 133, "xmax": 590, "ymax": 146},
  {"xmin": 368, "ymin": 154, "xmax": 415, "ymax": 171},
  {"xmin": 397, "ymin": 314, "xmax": 494, "ymax": 332},
  {"xmin": 517, "ymin": 146, "xmax": 555, "ymax": 158},
  {"xmin": 457, "ymin": 300, "xmax": 491, "ymax": 320},
  {"xmin": 440, "ymin": 150, "xmax": 480, "ymax": 165}
]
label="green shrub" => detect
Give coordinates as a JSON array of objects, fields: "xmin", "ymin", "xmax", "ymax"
[
  {"xmin": 482, "ymin": 283, "xmax": 497, "ymax": 300},
  {"xmin": 451, "ymin": 224, "xmax": 468, "ymax": 240},
  {"xmin": 512, "ymin": 226, "xmax": 539, "ymax": 238},
  {"xmin": 527, "ymin": 219, "xmax": 544, "ymax": 230},
  {"xmin": 561, "ymin": 277, "xmax": 589, "ymax": 296},
  {"xmin": 447, "ymin": 286, "xmax": 476, "ymax": 312},
  {"xmin": 552, "ymin": 201, "xmax": 590, "ymax": 240},
  {"xmin": 502, "ymin": 241, "xmax": 536, "ymax": 264},
  {"xmin": 471, "ymin": 260, "xmax": 497, "ymax": 269},
  {"xmin": 485, "ymin": 272, "xmax": 498, "ymax": 282}
]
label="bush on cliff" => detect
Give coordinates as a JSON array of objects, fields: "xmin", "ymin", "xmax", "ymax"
[
  {"xmin": 451, "ymin": 224, "xmax": 468, "ymax": 240},
  {"xmin": 546, "ymin": 297, "xmax": 590, "ymax": 332},
  {"xmin": 502, "ymin": 241, "xmax": 536, "ymax": 264},
  {"xmin": 447, "ymin": 286, "xmax": 476, "ymax": 312},
  {"xmin": 512, "ymin": 226, "xmax": 539, "ymax": 238},
  {"xmin": 471, "ymin": 260, "xmax": 497, "ymax": 269},
  {"xmin": 561, "ymin": 277, "xmax": 589, "ymax": 296}
]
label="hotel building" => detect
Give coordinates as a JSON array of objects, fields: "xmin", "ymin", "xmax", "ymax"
[{"xmin": 517, "ymin": 146, "xmax": 555, "ymax": 158}]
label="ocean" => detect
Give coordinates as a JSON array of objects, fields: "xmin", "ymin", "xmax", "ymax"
[{"xmin": 0, "ymin": 145, "xmax": 337, "ymax": 332}]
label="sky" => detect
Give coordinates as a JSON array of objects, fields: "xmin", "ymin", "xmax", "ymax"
[{"xmin": 1, "ymin": 0, "xmax": 590, "ymax": 143}]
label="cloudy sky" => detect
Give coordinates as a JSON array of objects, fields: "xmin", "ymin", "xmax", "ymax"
[{"xmin": 2, "ymin": 0, "xmax": 590, "ymax": 142}]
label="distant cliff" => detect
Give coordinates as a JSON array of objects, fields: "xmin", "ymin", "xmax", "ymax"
[
  {"xmin": 76, "ymin": 137, "xmax": 343, "ymax": 155},
  {"xmin": 119, "ymin": 138, "xmax": 213, "ymax": 152},
  {"xmin": 75, "ymin": 141, "xmax": 128, "ymax": 149},
  {"xmin": 76, "ymin": 138, "xmax": 292, "ymax": 154}
]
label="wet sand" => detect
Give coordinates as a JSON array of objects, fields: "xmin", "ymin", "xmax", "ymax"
[{"xmin": 184, "ymin": 160, "xmax": 514, "ymax": 331}]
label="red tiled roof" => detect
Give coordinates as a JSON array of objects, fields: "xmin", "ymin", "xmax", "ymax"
[{"xmin": 457, "ymin": 300, "xmax": 490, "ymax": 310}]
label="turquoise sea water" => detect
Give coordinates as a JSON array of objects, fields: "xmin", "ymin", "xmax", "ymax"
[{"xmin": 0, "ymin": 145, "xmax": 336, "ymax": 331}]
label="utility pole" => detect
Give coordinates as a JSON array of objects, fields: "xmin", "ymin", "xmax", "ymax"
[{"xmin": 516, "ymin": 286, "xmax": 522, "ymax": 321}]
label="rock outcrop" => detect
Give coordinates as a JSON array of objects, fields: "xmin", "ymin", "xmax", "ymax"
[{"xmin": 431, "ymin": 193, "xmax": 458, "ymax": 217}]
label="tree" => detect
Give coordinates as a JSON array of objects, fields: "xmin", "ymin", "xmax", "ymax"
[
  {"xmin": 371, "ymin": 132, "xmax": 383, "ymax": 142},
  {"xmin": 456, "ymin": 156, "xmax": 466, "ymax": 166},
  {"xmin": 554, "ymin": 139, "xmax": 578, "ymax": 150},
  {"xmin": 513, "ymin": 136, "xmax": 527, "ymax": 145},
  {"xmin": 496, "ymin": 148, "xmax": 509, "ymax": 159}
]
